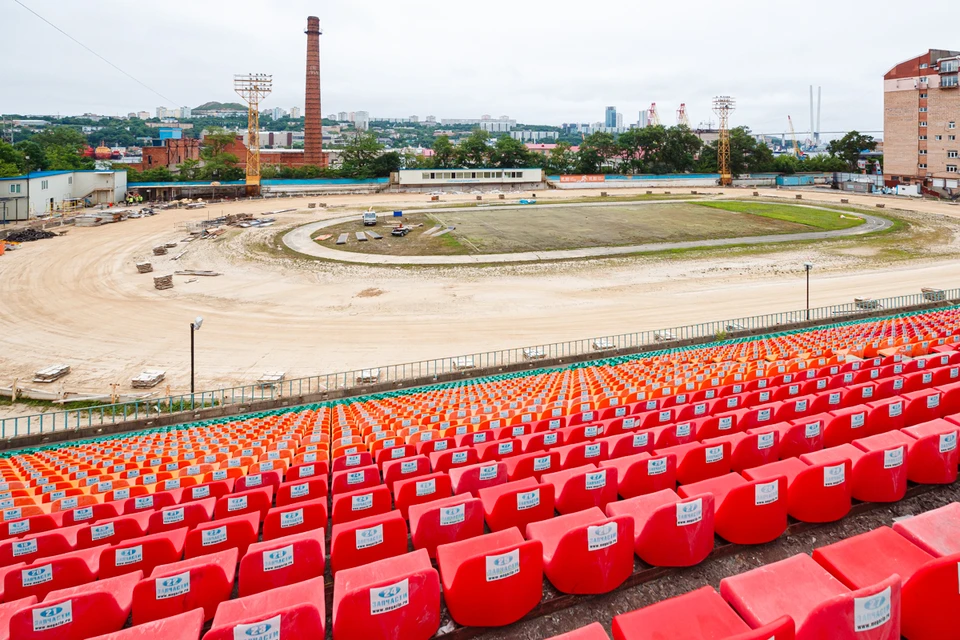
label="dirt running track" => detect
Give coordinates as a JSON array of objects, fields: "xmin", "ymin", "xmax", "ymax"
[{"xmin": 1, "ymin": 186, "xmax": 960, "ymax": 407}]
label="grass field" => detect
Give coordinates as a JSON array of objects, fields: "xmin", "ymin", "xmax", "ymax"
[{"xmin": 317, "ymin": 200, "xmax": 866, "ymax": 256}]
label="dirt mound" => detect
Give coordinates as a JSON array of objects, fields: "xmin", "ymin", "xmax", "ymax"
[{"xmin": 5, "ymin": 228, "xmax": 56, "ymax": 242}]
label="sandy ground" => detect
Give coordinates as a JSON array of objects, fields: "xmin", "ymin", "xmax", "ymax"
[{"xmin": 2, "ymin": 185, "xmax": 960, "ymax": 418}]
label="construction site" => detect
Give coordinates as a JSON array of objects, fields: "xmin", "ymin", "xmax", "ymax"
[{"xmin": 4, "ymin": 6, "xmax": 960, "ymax": 640}]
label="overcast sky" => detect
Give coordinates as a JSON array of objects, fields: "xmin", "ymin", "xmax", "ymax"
[{"xmin": 3, "ymin": 0, "xmax": 957, "ymax": 138}]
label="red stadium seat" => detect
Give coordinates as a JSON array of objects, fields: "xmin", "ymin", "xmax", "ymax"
[
  {"xmin": 274, "ymin": 476, "xmax": 328, "ymax": 507},
  {"xmin": 802, "ymin": 441, "xmax": 906, "ymax": 503},
  {"xmin": 892, "ymin": 502, "xmax": 960, "ymax": 557},
  {"xmin": 75, "ymin": 511, "xmax": 151, "ymax": 550},
  {"xmin": 678, "ymin": 472, "xmax": 787, "ymax": 545},
  {"xmin": 11, "ymin": 571, "xmax": 140, "ymax": 640},
  {"xmin": 180, "ymin": 479, "xmax": 235, "ymax": 504},
  {"xmin": 900, "ymin": 419, "xmax": 959, "ymax": 484},
  {"xmin": 1, "ymin": 512, "xmax": 62, "ymax": 543},
  {"xmin": 4, "ymin": 545, "xmax": 105, "ymax": 602},
  {"xmin": 526, "ymin": 507, "xmax": 633, "ymax": 594},
  {"xmin": 605, "ymin": 489, "xmax": 714, "ymax": 567},
  {"xmin": 611, "ymin": 585, "xmax": 794, "ymax": 640},
  {"xmin": 286, "ymin": 460, "xmax": 329, "ymax": 481},
  {"xmin": 823, "ymin": 407, "xmax": 870, "ymax": 448},
  {"xmin": 448, "ymin": 461, "xmax": 507, "ymax": 498},
  {"xmin": 429, "ymin": 446, "xmax": 479, "ymax": 474},
  {"xmin": 233, "ymin": 470, "xmax": 281, "ymax": 494},
  {"xmin": 331, "ymin": 465, "xmax": 381, "ymax": 495},
  {"xmin": 479, "ymin": 477, "xmax": 555, "ymax": 532},
  {"xmin": 205, "ymin": 576, "xmax": 325, "ymax": 640},
  {"xmin": 599, "ymin": 452, "xmax": 676, "ymax": 499},
  {"xmin": 120, "ymin": 490, "xmax": 179, "ymax": 515},
  {"xmin": 437, "ymin": 528, "xmax": 543, "ymax": 627},
  {"xmin": 703, "ymin": 430, "xmax": 779, "ymax": 473},
  {"xmin": 657, "ymin": 442, "xmax": 731, "ymax": 485},
  {"xmin": 332, "ymin": 451, "xmax": 374, "ymax": 472},
  {"xmin": 184, "ymin": 512, "xmax": 258, "ymax": 559},
  {"xmin": 239, "ymin": 528, "xmax": 325, "ymax": 596},
  {"xmin": 262, "ymin": 497, "xmax": 328, "ymax": 541},
  {"xmin": 0, "ymin": 523, "xmax": 85, "ymax": 568},
  {"xmin": 332, "ymin": 549, "xmax": 440, "ymax": 640},
  {"xmin": 330, "ymin": 509, "xmax": 408, "ymax": 574},
  {"xmin": 392, "ymin": 471, "xmax": 453, "ymax": 519},
  {"xmin": 541, "ymin": 464, "xmax": 618, "ymax": 515},
  {"xmin": 901, "ymin": 389, "xmax": 944, "ymax": 426},
  {"xmin": 409, "ymin": 494, "xmax": 484, "ymax": 558},
  {"xmin": 147, "ymin": 498, "xmax": 215, "ymax": 535},
  {"xmin": 382, "ymin": 455, "xmax": 431, "ymax": 491},
  {"xmin": 330, "ymin": 485, "xmax": 392, "ymax": 524},
  {"xmin": 60, "ymin": 502, "xmax": 119, "ymax": 527},
  {"xmin": 212, "ymin": 486, "xmax": 273, "ymax": 521},
  {"xmin": 84, "ymin": 608, "xmax": 203, "ymax": 640},
  {"xmin": 813, "ymin": 526, "xmax": 959, "ymax": 640},
  {"xmin": 864, "ymin": 398, "xmax": 906, "ymax": 436},
  {"xmin": 604, "ymin": 431, "xmax": 655, "ymax": 459},
  {"xmin": 131, "ymin": 548, "xmax": 237, "ymax": 623},
  {"xmin": 545, "ymin": 622, "xmax": 611, "ymax": 639},
  {"xmin": 720, "ymin": 553, "xmax": 900, "ymax": 640},
  {"xmin": 744, "ymin": 458, "xmax": 851, "ymax": 523},
  {"xmin": 504, "ymin": 450, "xmax": 561, "ymax": 482},
  {"xmin": 98, "ymin": 528, "xmax": 188, "ymax": 579}
]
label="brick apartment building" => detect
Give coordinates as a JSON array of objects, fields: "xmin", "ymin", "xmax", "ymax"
[{"xmin": 884, "ymin": 49, "xmax": 960, "ymax": 190}]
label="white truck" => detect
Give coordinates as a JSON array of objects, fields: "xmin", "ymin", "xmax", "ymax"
[{"xmin": 362, "ymin": 209, "xmax": 378, "ymax": 226}]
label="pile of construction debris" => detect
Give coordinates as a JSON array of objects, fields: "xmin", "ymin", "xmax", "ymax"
[
  {"xmin": 5, "ymin": 228, "xmax": 56, "ymax": 242},
  {"xmin": 153, "ymin": 246, "xmax": 168, "ymax": 256},
  {"xmin": 136, "ymin": 262, "xmax": 153, "ymax": 274},
  {"xmin": 153, "ymin": 274, "xmax": 173, "ymax": 290}
]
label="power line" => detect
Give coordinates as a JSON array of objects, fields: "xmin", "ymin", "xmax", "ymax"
[{"xmin": 13, "ymin": 0, "xmax": 179, "ymax": 106}]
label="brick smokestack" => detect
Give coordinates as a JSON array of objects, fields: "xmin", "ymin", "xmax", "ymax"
[{"xmin": 304, "ymin": 16, "xmax": 324, "ymax": 167}]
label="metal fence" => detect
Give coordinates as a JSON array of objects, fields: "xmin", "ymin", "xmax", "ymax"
[{"xmin": 2, "ymin": 288, "xmax": 957, "ymax": 440}]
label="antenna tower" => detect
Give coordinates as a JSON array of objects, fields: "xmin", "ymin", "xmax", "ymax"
[
  {"xmin": 234, "ymin": 73, "xmax": 273, "ymax": 195},
  {"xmin": 712, "ymin": 96, "xmax": 736, "ymax": 186}
]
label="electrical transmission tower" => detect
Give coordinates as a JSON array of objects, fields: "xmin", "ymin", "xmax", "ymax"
[
  {"xmin": 712, "ymin": 96, "xmax": 736, "ymax": 186},
  {"xmin": 234, "ymin": 73, "xmax": 273, "ymax": 195}
]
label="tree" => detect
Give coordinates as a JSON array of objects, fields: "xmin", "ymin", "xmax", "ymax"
[
  {"xmin": 697, "ymin": 127, "xmax": 773, "ymax": 177},
  {"xmin": 455, "ymin": 129, "xmax": 491, "ymax": 167},
  {"xmin": 370, "ymin": 151, "xmax": 402, "ymax": 177},
  {"xmin": 660, "ymin": 126, "xmax": 702, "ymax": 174},
  {"xmin": 431, "ymin": 135, "xmax": 455, "ymax": 167},
  {"xmin": 490, "ymin": 136, "xmax": 531, "ymax": 168},
  {"xmin": 544, "ymin": 141, "xmax": 576, "ymax": 175},
  {"xmin": 575, "ymin": 132, "xmax": 616, "ymax": 174},
  {"xmin": 0, "ymin": 140, "xmax": 25, "ymax": 177},
  {"xmin": 14, "ymin": 140, "xmax": 47, "ymax": 172},
  {"xmin": 199, "ymin": 127, "xmax": 242, "ymax": 181},
  {"xmin": 773, "ymin": 153, "xmax": 801, "ymax": 175},
  {"xmin": 339, "ymin": 131, "xmax": 384, "ymax": 178},
  {"xmin": 827, "ymin": 131, "xmax": 877, "ymax": 171},
  {"xmin": 615, "ymin": 128, "xmax": 648, "ymax": 174},
  {"xmin": 176, "ymin": 158, "xmax": 201, "ymax": 181},
  {"xmin": 30, "ymin": 126, "xmax": 94, "ymax": 171}
]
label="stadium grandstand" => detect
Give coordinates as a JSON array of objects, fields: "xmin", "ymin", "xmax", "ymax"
[{"xmin": 3, "ymin": 306, "xmax": 960, "ymax": 639}]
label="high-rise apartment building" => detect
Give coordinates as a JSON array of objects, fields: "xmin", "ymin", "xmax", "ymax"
[
  {"xmin": 884, "ymin": 49, "xmax": 960, "ymax": 186},
  {"xmin": 605, "ymin": 106, "xmax": 617, "ymax": 129}
]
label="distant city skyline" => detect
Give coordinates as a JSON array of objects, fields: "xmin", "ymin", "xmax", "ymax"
[{"xmin": 3, "ymin": 0, "xmax": 955, "ymax": 135}]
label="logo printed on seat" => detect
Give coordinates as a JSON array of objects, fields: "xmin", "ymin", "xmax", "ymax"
[
  {"xmin": 757, "ymin": 432, "xmax": 776, "ymax": 450},
  {"xmin": 202, "ymin": 526, "xmax": 227, "ymax": 546},
  {"xmin": 92, "ymin": 522, "xmax": 115, "ymax": 541},
  {"xmin": 517, "ymin": 489, "xmax": 540, "ymax": 511},
  {"xmin": 356, "ymin": 524, "xmax": 384, "ymax": 549},
  {"xmin": 648, "ymin": 457, "xmax": 668, "ymax": 476},
  {"xmin": 416, "ymin": 479, "xmax": 437, "ymax": 496},
  {"xmin": 192, "ymin": 485, "xmax": 211, "ymax": 499},
  {"xmin": 585, "ymin": 470, "xmax": 606, "ymax": 490},
  {"xmin": 479, "ymin": 464, "xmax": 499, "ymax": 481},
  {"xmin": 32, "ymin": 600, "xmax": 73, "ymax": 631},
  {"xmin": 156, "ymin": 571, "xmax": 191, "ymax": 599},
  {"xmin": 233, "ymin": 614, "xmax": 281, "ymax": 640},
  {"xmin": 485, "ymin": 548, "xmax": 520, "ymax": 582},
  {"xmin": 883, "ymin": 447, "xmax": 904, "ymax": 469},
  {"xmin": 264, "ymin": 544, "xmax": 295, "ymax": 571},
  {"xmin": 854, "ymin": 586, "xmax": 892, "ymax": 631},
  {"xmin": 940, "ymin": 432, "xmax": 958, "ymax": 453},
  {"xmin": 351, "ymin": 493, "xmax": 374, "ymax": 511},
  {"xmin": 440, "ymin": 504, "xmax": 466, "ymax": 526},
  {"xmin": 584, "ymin": 443, "xmax": 601, "ymax": 458},
  {"xmin": 13, "ymin": 538, "xmax": 38, "ymax": 557},
  {"xmin": 370, "ymin": 578, "xmax": 410, "ymax": 615},
  {"xmin": 587, "ymin": 523, "xmax": 618, "ymax": 550},
  {"xmin": 163, "ymin": 508, "xmax": 185, "ymax": 525},
  {"xmin": 705, "ymin": 446, "xmax": 724, "ymax": 463},
  {"xmin": 116, "ymin": 545, "xmax": 143, "ymax": 566},
  {"xmin": 718, "ymin": 417, "xmax": 733, "ymax": 431},
  {"xmin": 824, "ymin": 464, "xmax": 846, "ymax": 487},
  {"xmin": 677, "ymin": 423, "xmax": 693, "ymax": 437},
  {"xmin": 755, "ymin": 480, "xmax": 779, "ymax": 506},
  {"xmin": 677, "ymin": 498, "xmax": 703, "ymax": 526},
  {"xmin": 227, "ymin": 496, "xmax": 248, "ymax": 512},
  {"xmin": 533, "ymin": 456, "xmax": 552, "ymax": 472},
  {"xmin": 280, "ymin": 508, "xmax": 304, "ymax": 529}
]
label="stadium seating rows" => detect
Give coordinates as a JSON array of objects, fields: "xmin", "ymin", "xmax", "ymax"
[{"xmin": 1, "ymin": 308, "xmax": 960, "ymax": 639}]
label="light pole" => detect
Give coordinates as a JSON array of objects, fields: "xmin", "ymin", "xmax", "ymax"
[
  {"xmin": 190, "ymin": 316, "xmax": 203, "ymax": 394},
  {"xmin": 804, "ymin": 263, "xmax": 814, "ymax": 320},
  {"xmin": 23, "ymin": 155, "xmax": 29, "ymax": 221}
]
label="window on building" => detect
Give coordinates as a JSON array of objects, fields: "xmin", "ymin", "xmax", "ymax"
[
  {"xmin": 949, "ymin": 151, "xmax": 959, "ymax": 158},
  {"xmin": 9, "ymin": 184, "xmax": 20, "ymax": 194},
  {"xmin": 943, "ymin": 76, "xmax": 959, "ymax": 88},
  {"xmin": 919, "ymin": 163, "xmax": 928, "ymax": 169},
  {"xmin": 920, "ymin": 76, "xmax": 928, "ymax": 83},
  {"xmin": 919, "ymin": 135, "xmax": 928, "ymax": 140},
  {"xmin": 942, "ymin": 60, "xmax": 959, "ymax": 73},
  {"xmin": 950, "ymin": 122, "xmax": 957, "ymax": 129},
  {"xmin": 68, "ymin": 176, "xmax": 72, "ymax": 185},
  {"xmin": 41, "ymin": 180, "xmax": 48, "ymax": 189},
  {"xmin": 936, "ymin": 135, "xmax": 943, "ymax": 140},
  {"xmin": 920, "ymin": 63, "xmax": 929, "ymax": 69},
  {"xmin": 950, "ymin": 135, "xmax": 957, "ymax": 141},
  {"xmin": 919, "ymin": 107, "xmax": 928, "ymax": 112},
  {"xmin": 919, "ymin": 149, "xmax": 927, "ymax": 155},
  {"xmin": 947, "ymin": 165, "xmax": 958, "ymax": 173},
  {"xmin": 920, "ymin": 121, "xmax": 927, "ymax": 127},
  {"xmin": 920, "ymin": 93, "xmax": 928, "ymax": 98}
]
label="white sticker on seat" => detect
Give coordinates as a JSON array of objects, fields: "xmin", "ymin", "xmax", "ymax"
[
  {"xmin": 705, "ymin": 446, "xmax": 724, "ymax": 463},
  {"xmin": 648, "ymin": 457, "xmax": 667, "ymax": 476},
  {"xmin": 485, "ymin": 548, "xmax": 520, "ymax": 582},
  {"xmin": 677, "ymin": 498, "xmax": 703, "ymax": 526},
  {"xmin": 585, "ymin": 470, "xmax": 607, "ymax": 490},
  {"xmin": 280, "ymin": 509, "xmax": 304, "ymax": 529},
  {"xmin": 883, "ymin": 447, "xmax": 904, "ymax": 469},
  {"xmin": 587, "ymin": 523, "xmax": 618, "ymax": 551},
  {"xmin": 156, "ymin": 571, "xmax": 191, "ymax": 599},
  {"xmin": 824, "ymin": 464, "xmax": 846, "ymax": 487},
  {"xmin": 32, "ymin": 600, "xmax": 73, "ymax": 631},
  {"xmin": 755, "ymin": 480, "xmax": 779, "ymax": 506},
  {"xmin": 115, "ymin": 545, "xmax": 143, "ymax": 566},
  {"xmin": 232, "ymin": 614, "xmax": 281, "ymax": 640},
  {"xmin": 263, "ymin": 545, "xmax": 295, "ymax": 572},
  {"xmin": 351, "ymin": 493, "xmax": 373, "ymax": 511},
  {"xmin": 479, "ymin": 465, "xmax": 499, "ymax": 481},
  {"xmin": 517, "ymin": 489, "xmax": 540, "ymax": 511},
  {"xmin": 440, "ymin": 504, "xmax": 466, "ymax": 526},
  {"xmin": 370, "ymin": 578, "xmax": 409, "ymax": 615},
  {"xmin": 940, "ymin": 432, "xmax": 958, "ymax": 453},
  {"xmin": 202, "ymin": 526, "xmax": 227, "ymax": 546},
  {"xmin": 854, "ymin": 586, "xmax": 892, "ymax": 631}
]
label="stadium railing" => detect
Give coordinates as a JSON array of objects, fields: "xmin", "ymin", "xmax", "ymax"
[{"xmin": 2, "ymin": 288, "xmax": 957, "ymax": 440}]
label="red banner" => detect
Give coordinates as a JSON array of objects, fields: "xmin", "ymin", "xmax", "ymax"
[{"xmin": 559, "ymin": 175, "xmax": 606, "ymax": 183}]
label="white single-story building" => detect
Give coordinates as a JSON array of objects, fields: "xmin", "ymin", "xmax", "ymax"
[
  {"xmin": 0, "ymin": 170, "xmax": 128, "ymax": 222},
  {"xmin": 390, "ymin": 168, "xmax": 544, "ymax": 190}
]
